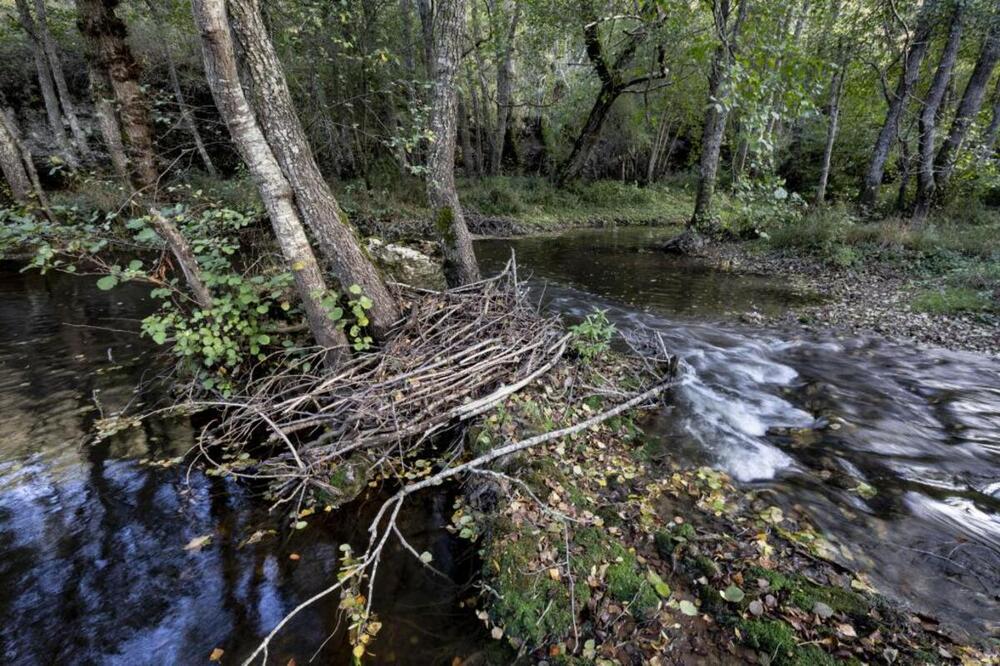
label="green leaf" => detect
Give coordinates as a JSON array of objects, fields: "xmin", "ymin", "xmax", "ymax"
[
  {"xmin": 419, "ymin": 551, "xmax": 433, "ymax": 564},
  {"xmin": 128, "ymin": 259, "xmax": 143, "ymax": 271},
  {"xmin": 348, "ymin": 284, "xmax": 362, "ymax": 295},
  {"xmin": 721, "ymin": 585, "xmax": 745, "ymax": 603},
  {"xmin": 96, "ymin": 275, "xmax": 118, "ymax": 291},
  {"xmin": 647, "ymin": 570, "xmax": 671, "ymax": 598},
  {"xmin": 679, "ymin": 600, "xmax": 698, "ymax": 616}
]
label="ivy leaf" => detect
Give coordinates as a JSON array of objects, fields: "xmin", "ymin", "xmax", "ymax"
[{"xmin": 96, "ymin": 275, "xmax": 118, "ymax": 291}]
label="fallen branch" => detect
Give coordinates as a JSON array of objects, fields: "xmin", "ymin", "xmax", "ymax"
[{"xmin": 241, "ymin": 373, "xmax": 678, "ymax": 665}]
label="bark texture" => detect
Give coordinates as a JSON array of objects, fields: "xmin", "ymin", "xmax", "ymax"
[
  {"xmin": 15, "ymin": 0, "xmax": 79, "ymax": 167},
  {"xmin": 88, "ymin": 64, "xmax": 129, "ymax": 182},
  {"xmin": 427, "ymin": 0, "xmax": 480, "ymax": 286},
  {"xmin": 490, "ymin": 0, "xmax": 520, "ymax": 175},
  {"xmin": 33, "ymin": 0, "xmax": 89, "ymax": 156},
  {"xmin": 191, "ymin": 0, "xmax": 347, "ymax": 355},
  {"xmin": 149, "ymin": 209, "xmax": 214, "ymax": 310},
  {"xmin": 859, "ymin": 0, "xmax": 938, "ymax": 209},
  {"xmin": 0, "ymin": 112, "xmax": 33, "ymax": 203},
  {"xmin": 815, "ymin": 63, "xmax": 845, "ymax": 206},
  {"xmin": 914, "ymin": 3, "xmax": 964, "ymax": 222},
  {"xmin": 691, "ymin": 0, "xmax": 748, "ymax": 230},
  {"xmin": 934, "ymin": 20, "xmax": 1000, "ymax": 191},
  {"xmin": 226, "ymin": 0, "xmax": 400, "ymax": 337},
  {"xmin": 75, "ymin": 0, "xmax": 158, "ymax": 191}
]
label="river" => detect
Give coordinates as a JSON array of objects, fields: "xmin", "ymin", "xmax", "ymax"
[
  {"xmin": 0, "ymin": 226, "xmax": 998, "ymax": 663},
  {"xmin": 477, "ymin": 227, "xmax": 1000, "ymax": 643}
]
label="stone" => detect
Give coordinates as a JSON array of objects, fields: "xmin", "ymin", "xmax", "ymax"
[{"xmin": 366, "ymin": 238, "xmax": 446, "ymax": 291}]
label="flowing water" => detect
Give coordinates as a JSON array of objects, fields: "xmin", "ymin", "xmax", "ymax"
[
  {"xmin": 0, "ymin": 263, "xmax": 484, "ymax": 665},
  {"xmin": 1, "ymin": 225, "xmax": 998, "ymax": 663},
  {"xmin": 477, "ymin": 227, "xmax": 1000, "ymax": 642}
]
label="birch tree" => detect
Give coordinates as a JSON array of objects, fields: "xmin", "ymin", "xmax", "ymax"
[{"xmin": 190, "ymin": 0, "xmax": 348, "ymax": 356}]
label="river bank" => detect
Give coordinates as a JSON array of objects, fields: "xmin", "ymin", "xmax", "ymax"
[
  {"xmin": 471, "ymin": 348, "xmax": 998, "ymax": 665},
  {"xmin": 708, "ymin": 243, "xmax": 1000, "ymax": 358}
]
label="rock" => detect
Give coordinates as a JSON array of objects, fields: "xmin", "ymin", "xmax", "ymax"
[{"xmin": 366, "ymin": 238, "xmax": 446, "ymax": 291}]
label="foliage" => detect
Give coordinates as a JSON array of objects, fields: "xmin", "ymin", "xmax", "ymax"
[
  {"xmin": 1, "ymin": 200, "xmax": 377, "ymax": 394},
  {"xmin": 725, "ymin": 176, "xmax": 806, "ymax": 239},
  {"xmin": 568, "ymin": 309, "xmax": 615, "ymax": 362}
]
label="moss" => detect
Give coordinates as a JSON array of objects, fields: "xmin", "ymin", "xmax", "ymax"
[
  {"xmin": 573, "ymin": 526, "xmax": 658, "ymax": 616},
  {"xmin": 435, "ymin": 206, "xmax": 456, "ymax": 244},
  {"xmin": 747, "ymin": 566, "xmax": 868, "ymax": 618},
  {"xmin": 487, "ymin": 530, "xmax": 575, "ymax": 646},
  {"xmin": 740, "ymin": 620, "xmax": 838, "ymax": 666}
]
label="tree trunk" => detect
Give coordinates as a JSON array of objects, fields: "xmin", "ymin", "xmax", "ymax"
[
  {"xmin": 690, "ymin": 46, "xmax": 729, "ymax": 229},
  {"xmin": 896, "ymin": 137, "xmax": 912, "ymax": 212},
  {"xmin": 427, "ymin": 0, "xmax": 480, "ymax": 286},
  {"xmin": 689, "ymin": 0, "xmax": 749, "ymax": 231},
  {"xmin": 226, "ymin": 0, "xmax": 400, "ymax": 337},
  {"xmin": 15, "ymin": 0, "xmax": 79, "ymax": 168},
  {"xmin": 417, "ymin": 0, "xmax": 434, "ymax": 78},
  {"xmin": 0, "ymin": 108, "xmax": 52, "ymax": 217},
  {"xmin": 490, "ymin": 0, "xmax": 520, "ymax": 175},
  {"xmin": 646, "ymin": 110, "xmax": 671, "ymax": 184},
  {"xmin": 146, "ymin": 0, "xmax": 217, "ymax": 178},
  {"xmin": 934, "ymin": 21, "xmax": 1000, "ymax": 191},
  {"xmin": 557, "ymin": 87, "xmax": 619, "ymax": 185},
  {"xmin": 555, "ymin": 9, "xmax": 666, "ymax": 185},
  {"xmin": 190, "ymin": 0, "xmax": 347, "ymax": 356},
  {"xmin": 75, "ymin": 0, "xmax": 158, "ymax": 191},
  {"xmin": 459, "ymin": 96, "xmax": 478, "ymax": 177},
  {"xmin": 0, "ymin": 112, "xmax": 33, "ymax": 203},
  {"xmin": 76, "ymin": 0, "xmax": 158, "ymax": 191},
  {"xmin": 33, "ymin": 0, "xmax": 89, "ymax": 156},
  {"xmin": 815, "ymin": 63, "xmax": 845, "ymax": 206},
  {"xmin": 913, "ymin": 3, "xmax": 964, "ymax": 223},
  {"xmin": 88, "ymin": 64, "xmax": 129, "ymax": 182},
  {"xmin": 983, "ymin": 78, "xmax": 1000, "ymax": 153},
  {"xmin": 858, "ymin": 0, "xmax": 938, "ymax": 209},
  {"xmin": 148, "ymin": 209, "xmax": 214, "ymax": 310}
]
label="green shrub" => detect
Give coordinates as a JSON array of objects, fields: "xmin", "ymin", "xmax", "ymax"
[{"xmin": 569, "ymin": 310, "xmax": 615, "ymax": 361}]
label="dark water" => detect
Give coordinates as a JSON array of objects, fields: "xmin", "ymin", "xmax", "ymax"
[
  {"xmin": 478, "ymin": 228, "xmax": 1000, "ymax": 641},
  {"xmin": 0, "ymin": 264, "xmax": 483, "ymax": 665}
]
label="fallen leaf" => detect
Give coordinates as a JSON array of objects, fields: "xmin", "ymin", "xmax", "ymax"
[
  {"xmin": 721, "ymin": 585, "xmax": 745, "ymax": 603},
  {"xmin": 491, "ymin": 626, "xmax": 504, "ymax": 640},
  {"xmin": 184, "ymin": 535, "xmax": 212, "ymax": 551},
  {"xmin": 289, "ymin": 553, "xmax": 300, "ymax": 561},
  {"xmin": 836, "ymin": 623, "xmax": 857, "ymax": 638},
  {"xmin": 209, "ymin": 647, "xmax": 224, "ymax": 661},
  {"xmin": 679, "ymin": 600, "xmax": 698, "ymax": 616},
  {"xmin": 748, "ymin": 600, "xmax": 764, "ymax": 616}
]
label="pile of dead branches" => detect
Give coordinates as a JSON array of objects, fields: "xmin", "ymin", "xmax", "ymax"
[{"xmin": 196, "ymin": 259, "xmax": 570, "ymax": 507}]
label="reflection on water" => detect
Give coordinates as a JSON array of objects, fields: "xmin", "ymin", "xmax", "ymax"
[
  {"xmin": 0, "ymin": 264, "xmax": 484, "ymax": 664},
  {"xmin": 477, "ymin": 229, "xmax": 1000, "ymax": 641},
  {"xmin": 476, "ymin": 227, "xmax": 819, "ymax": 317}
]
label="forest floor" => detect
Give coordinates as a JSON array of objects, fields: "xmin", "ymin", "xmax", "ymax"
[{"xmin": 466, "ymin": 351, "xmax": 997, "ymax": 665}]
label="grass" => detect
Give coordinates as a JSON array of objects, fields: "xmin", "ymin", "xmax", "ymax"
[
  {"xmin": 456, "ymin": 176, "xmax": 693, "ymax": 229},
  {"xmin": 763, "ymin": 199, "xmax": 1000, "ymax": 313}
]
